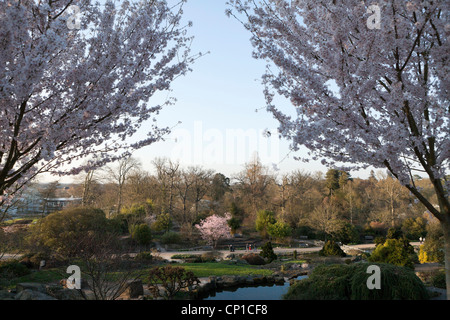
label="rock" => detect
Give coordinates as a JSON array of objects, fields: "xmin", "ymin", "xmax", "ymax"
[
  {"xmin": 199, "ymin": 281, "xmax": 215, "ymax": 294},
  {"xmin": 208, "ymin": 276, "xmax": 217, "ymax": 288},
  {"xmin": 221, "ymin": 276, "xmax": 237, "ymax": 288},
  {"xmin": 244, "ymin": 276, "xmax": 254, "ymax": 285},
  {"xmin": 252, "ymin": 276, "xmax": 266, "ymax": 285},
  {"xmin": 15, "ymin": 289, "xmax": 57, "ymax": 300},
  {"xmin": 46, "ymin": 286, "xmax": 84, "ymax": 300},
  {"xmin": 123, "ymin": 280, "xmax": 144, "ymax": 299},
  {"xmin": 242, "ymin": 253, "xmax": 266, "ymax": 265},
  {"xmin": 0, "ymin": 290, "xmax": 15, "ymax": 300},
  {"xmin": 236, "ymin": 276, "xmax": 247, "ymax": 285},
  {"xmin": 301, "ymin": 263, "xmax": 310, "ymax": 269},
  {"xmin": 16, "ymin": 283, "xmax": 47, "ymax": 293},
  {"xmin": 273, "ymin": 276, "xmax": 285, "ymax": 285}
]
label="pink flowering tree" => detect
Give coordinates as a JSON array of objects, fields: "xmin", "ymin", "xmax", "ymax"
[
  {"xmin": 0, "ymin": 0, "xmax": 198, "ymax": 210},
  {"xmin": 195, "ymin": 213, "xmax": 232, "ymax": 248},
  {"xmin": 227, "ymin": 0, "xmax": 449, "ymax": 298}
]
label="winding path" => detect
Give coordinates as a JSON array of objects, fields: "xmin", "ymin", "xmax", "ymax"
[{"xmin": 153, "ymin": 242, "xmax": 421, "ymax": 261}]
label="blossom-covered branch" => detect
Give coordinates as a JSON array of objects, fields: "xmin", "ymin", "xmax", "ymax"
[
  {"xmin": 227, "ymin": 0, "xmax": 448, "ymax": 219},
  {"xmin": 0, "ymin": 0, "xmax": 198, "ymax": 200}
]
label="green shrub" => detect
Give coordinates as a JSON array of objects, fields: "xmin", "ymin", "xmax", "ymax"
[
  {"xmin": 401, "ymin": 217, "xmax": 427, "ymax": 240},
  {"xmin": 109, "ymin": 215, "xmax": 129, "ymax": 234},
  {"xmin": 0, "ymin": 260, "xmax": 31, "ymax": 278},
  {"xmin": 430, "ymin": 271, "xmax": 446, "ymax": 289},
  {"xmin": 374, "ymin": 236, "xmax": 386, "ymax": 246},
  {"xmin": 160, "ymin": 231, "xmax": 181, "ymax": 245},
  {"xmin": 227, "ymin": 217, "xmax": 241, "ymax": 235},
  {"xmin": 284, "ymin": 263, "xmax": 429, "ymax": 300},
  {"xmin": 368, "ymin": 238, "xmax": 417, "ymax": 269},
  {"xmin": 131, "ymin": 223, "xmax": 152, "ymax": 246},
  {"xmin": 267, "ymin": 221, "xmax": 292, "ymax": 241},
  {"xmin": 333, "ymin": 222, "xmax": 360, "ymax": 244},
  {"xmin": 349, "ymin": 263, "xmax": 428, "ymax": 300},
  {"xmin": 418, "ymin": 222, "xmax": 444, "ymax": 264},
  {"xmin": 260, "ymin": 242, "xmax": 277, "ymax": 262},
  {"xmin": 26, "ymin": 207, "xmax": 119, "ymax": 258},
  {"xmin": 151, "ymin": 213, "xmax": 172, "ymax": 232},
  {"xmin": 284, "ymin": 264, "xmax": 352, "ymax": 300},
  {"xmin": 386, "ymin": 227, "xmax": 403, "ymax": 240},
  {"xmin": 319, "ymin": 240, "xmax": 346, "ymax": 257},
  {"xmin": 255, "ymin": 210, "xmax": 276, "ymax": 238}
]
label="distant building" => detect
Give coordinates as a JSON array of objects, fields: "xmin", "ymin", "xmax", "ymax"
[
  {"xmin": 43, "ymin": 196, "xmax": 82, "ymax": 214},
  {"xmin": 6, "ymin": 184, "xmax": 82, "ymax": 217}
]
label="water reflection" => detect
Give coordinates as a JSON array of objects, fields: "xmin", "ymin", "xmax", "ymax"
[{"xmin": 203, "ymin": 276, "xmax": 307, "ymax": 300}]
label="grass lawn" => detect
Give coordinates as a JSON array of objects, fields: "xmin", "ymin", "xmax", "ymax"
[
  {"xmin": 0, "ymin": 269, "xmax": 64, "ymax": 290},
  {"xmin": 180, "ymin": 262, "xmax": 274, "ymax": 278}
]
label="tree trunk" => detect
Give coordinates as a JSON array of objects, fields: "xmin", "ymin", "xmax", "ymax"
[{"xmin": 443, "ymin": 218, "xmax": 450, "ymax": 300}]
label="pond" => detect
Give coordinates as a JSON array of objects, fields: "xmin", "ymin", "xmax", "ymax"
[{"xmin": 202, "ymin": 276, "xmax": 307, "ymax": 300}]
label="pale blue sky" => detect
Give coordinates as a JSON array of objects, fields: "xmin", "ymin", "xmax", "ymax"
[
  {"xmin": 133, "ymin": 0, "xmax": 332, "ymax": 178},
  {"xmin": 51, "ymin": 0, "xmax": 376, "ymax": 182}
]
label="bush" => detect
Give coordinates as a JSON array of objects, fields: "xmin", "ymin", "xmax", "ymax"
[
  {"xmin": 374, "ymin": 236, "xmax": 386, "ymax": 246},
  {"xmin": 319, "ymin": 240, "xmax": 346, "ymax": 257},
  {"xmin": 430, "ymin": 271, "xmax": 446, "ymax": 289},
  {"xmin": 368, "ymin": 238, "xmax": 417, "ymax": 269},
  {"xmin": 333, "ymin": 222, "xmax": 360, "ymax": 244},
  {"xmin": 401, "ymin": 217, "xmax": 427, "ymax": 240},
  {"xmin": 284, "ymin": 263, "xmax": 429, "ymax": 300},
  {"xmin": 26, "ymin": 207, "xmax": 120, "ymax": 258},
  {"xmin": 418, "ymin": 222, "xmax": 444, "ymax": 264},
  {"xmin": 147, "ymin": 265, "xmax": 200, "ymax": 300},
  {"xmin": 260, "ymin": 242, "xmax": 277, "ymax": 263},
  {"xmin": 120, "ymin": 204, "xmax": 148, "ymax": 233},
  {"xmin": 227, "ymin": 217, "xmax": 241, "ymax": 235},
  {"xmin": 386, "ymin": 227, "xmax": 403, "ymax": 240},
  {"xmin": 0, "ymin": 260, "xmax": 31, "ymax": 278},
  {"xmin": 160, "ymin": 231, "xmax": 182, "ymax": 245},
  {"xmin": 151, "ymin": 213, "xmax": 172, "ymax": 232},
  {"xmin": 255, "ymin": 210, "xmax": 276, "ymax": 238},
  {"xmin": 267, "ymin": 221, "xmax": 292, "ymax": 242},
  {"xmin": 131, "ymin": 223, "xmax": 152, "ymax": 246},
  {"xmin": 109, "ymin": 215, "xmax": 129, "ymax": 234}
]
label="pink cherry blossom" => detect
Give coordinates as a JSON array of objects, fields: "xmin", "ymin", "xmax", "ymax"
[
  {"xmin": 195, "ymin": 213, "xmax": 232, "ymax": 248},
  {"xmin": 0, "ymin": 0, "xmax": 198, "ymax": 201},
  {"xmin": 226, "ymin": 0, "xmax": 448, "ymax": 220},
  {"xmin": 227, "ymin": 0, "xmax": 449, "ymax": 298}
]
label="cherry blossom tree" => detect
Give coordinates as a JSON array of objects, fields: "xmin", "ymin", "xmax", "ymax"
[
  {"xmin": 227, "ymin": 0, "xmax": 449, "ymax": 298},
  {"xmin": 0, "ymin": 0, "xmax": 198, "ymax": 208},
  {"xmin": 195, "ymin": 213, "xmax": 232, "ymax": 248}
]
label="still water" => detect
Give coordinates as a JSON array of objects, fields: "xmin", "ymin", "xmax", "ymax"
[{"xmin": 203, "ymin": 276, "xmax": 307, "ymax": 300}]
